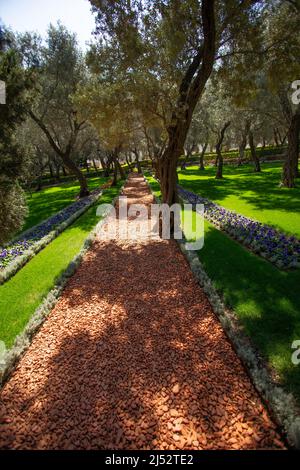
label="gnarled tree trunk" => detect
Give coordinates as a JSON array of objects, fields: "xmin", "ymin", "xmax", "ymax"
[
  {"xmin": 29, "ymin": 110, "xmax": 89, "ymax": 197},
  {"xmin": 92, "ymin": 159, "xmax": 99, "ymax": 174},
  {"xmin": 215, "ymin": 121, "xmax": 231, "ymax": 179},
  {"xmin": 248, "ymin": 129, "xmax": 261, "ymax": 172},
  {"xmin": 273, "ymin": 128, "xmax": 279, "ymax": 147},
  {"xmin": 238, "ymin": 121, "xmax": 250, "ymax": 166},
  {"xmin": 134, "ymin": 147, "xmax": 142, "ymax": 173},
  {"xmin": 111, "ymin": 154, "xmax": 118, "ymax": 186},
  {"xmin": 158, "ymin": 0, "xmax": 216, "ymax": 216},
  {"xmin": 199, "ymin": 142, "xmax": 208, "ymax": 170},
  {"xmin": 63, "ymin": 152, "xmax": 89, "ymax": 196},
  {"xmin": 117, "ymin": 158, "xmax": 125, "ymax": 179}
]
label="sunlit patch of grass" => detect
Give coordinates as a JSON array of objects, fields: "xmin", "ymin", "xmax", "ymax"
[
  {"xmin": 178, "ymin": 162, "xmax": 300, "ymax": 237},
  {"xmin": 145, "ymin": 172, "xmax": 300, "ymax": 404},
  {"xmin": 22, "ymin": 176, "xmax": 108, "ymax": 233},
  {"xmin": 0, "ymin": 182, "xmax": 123, "ymax": 348}
]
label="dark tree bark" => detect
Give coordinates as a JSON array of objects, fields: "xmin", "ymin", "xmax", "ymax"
[
  {"xmin": 117, "ymin": 158, "xmax": 126, "ymax": 179},
  {"xmin": 158, "ymin": 0, "xmax": 216, "ymax": 214},
  {"xmin": 84, "ymin": 158, "xmax": 90, "ymax": 175},
  {"xmin": 273, "ymin": 128, "xmax": 279, "ymax": 147},
  {"xmin": 199, "ymin": 142, "xmax": 208, "ymax": 170},
  {"xmin": 181, "ymin": 152, "xmax": 189, "ymax": 171},
  {"xmin": 111, "ymin": 154, "xmax": 118, "ymax": 186},
  {"xmin": 99, "ymin": 153, "xmax": 110, "ymax": 177},
  {"xmin": 214, "ymin": 152, "xmax": 218, "ymax": 167},
  {"xmin": 62, "ymin": 166, "xmax": 67, "ymax": 177},
  {"xmin": 48, "ymin": 163, "xmax": 54, "ymax": 179},
  {"xmin": 55, "ymin": 165, "xmax": 60, "ymax": 181},
  {"xmin": 282, "ymin": 112, "xmax": 300, "ymax": 187},
  {"xmin": 111, "ymin": 147, "xmax": 124, "ymax": 185},
  {"xmin": 215, "ymin": 121, "xmax": 231, "ymax": 179},
  {"xmin": 181, "ymin": 141, "xmax": 196, "ymax": 170},
  {"xmin": 29, "ymin": 110, "xmax": 89, "ymax": 197},
  {"xmin": 92, "ymin": 159, "xmax": 99, "ymax": 174},
  {"xmin": 125, "ymin": 154, "xmax": 132, "ymax": 171},
  {"xmin": 134, "ymin": 147, "xmax": 142, "ymax": 173},
  {"xmin": 280, "ymin": 133, "xmax": 287, "ymax": 146},
  {"xmin": 238, "ymin": 121, "xmax": 250, "ymax": 166},
  {"xmin": 248, "ymin": 129, "xmax": 261, "ymax": 172}
]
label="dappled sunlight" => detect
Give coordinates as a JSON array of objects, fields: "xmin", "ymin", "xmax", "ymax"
[
  {"xmin": 0, "ymin": 175, "xmax": 284, "ymax": 450},
  {"xmin": 196, "ymin": 222, "xmax": 300, "ymax": 399}
]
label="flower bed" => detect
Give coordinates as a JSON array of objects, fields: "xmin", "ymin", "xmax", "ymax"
[
  {"xmin": 0, "ymin": 187, "xmax": 104, "ymax": 283},
  {"xmin": 177, "ymin": 186, "xmax": 300, "ymax": 270},
  {"xmin": 0, "ymin": 180, "xmax": 125, "ymax": 385}
]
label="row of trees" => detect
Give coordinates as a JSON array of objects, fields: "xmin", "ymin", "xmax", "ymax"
[
  {"xmin": 81, "ymin": 0, "xmax": 299, "ymax": 212},
  {"xmin": 1, "ymin": 0, "xmax": 299, "ymax": 241}
]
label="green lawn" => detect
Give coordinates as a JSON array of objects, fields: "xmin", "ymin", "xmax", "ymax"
[
  {"xmin": 145, "ymin": 173, "xmax": 300, "ymax": 405},
  {"xmin": 178, "ymin": 162, "xmax": 300, "ymax": 237},
  {"xmin": 0, "ymin": 181, "xmax": 123, "ymax": 349},
  {"xmin": 22, "ymin": 176, "xmax": 108, "ymax": 233}
]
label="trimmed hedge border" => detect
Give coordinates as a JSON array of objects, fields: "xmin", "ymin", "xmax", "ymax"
[
  {"xmin": 144, "ymin": 172, "xmax": 300, "ymax": 450},
  {"xmin": 0, "ymin": 189, "xmax": 104, "ymax": 285},
  {"xmin": 0, "ymin": 181, "xmax": 125, "ymax": 388}
]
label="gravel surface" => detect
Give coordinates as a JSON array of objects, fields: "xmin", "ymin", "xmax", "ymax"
[{"xmin": 0, "ymin": 175, "xmax": 285, "ymax": 450}]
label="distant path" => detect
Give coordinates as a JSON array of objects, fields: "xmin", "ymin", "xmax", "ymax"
[{"xmin": 0, "ymin": 174, "xmax": 284, "ymax": 450}]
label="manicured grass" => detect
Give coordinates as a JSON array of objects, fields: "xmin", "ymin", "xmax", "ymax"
[
  {"xmin": 195, "ymin": 144, "xmax": 286, "ymax": 160},
  {"xmin": 0, "ymin": 181, "xmax": 123, "ymax": 349},
  {"xmin": 22, "ymin": 176, "xmax": 108, "ymax": 233},
  {"xmin": 198, "ymin": 221, "xmax": 300, "ymax": 403},
  {"xmin": 145, "ymin": 173, "xmax": 300, "ymax": 404},
  {"xmin": 178, "ymin": 162, "xmax": 300, "ymax": 237}
]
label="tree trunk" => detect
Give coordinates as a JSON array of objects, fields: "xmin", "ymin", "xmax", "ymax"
[
  {"xmin": 261, "ymin": 137, "xmax": 266, "ymax": 154},
  {"xmin": 28, "ymin": 110, "xmax": 89, "ymax": 197},
  {"xmin": 36, "ymin": 175, "xmax": 42, "ymax": 191},
  {"xmin": 214, "ymin": 152, "xmax": 218, "ymax": 167},
  {"xmin": 215, "ymin": 155, "xmax": 223, "ymax": 178},
  {"xmin": 55, "ymin": 165, "xmax": 60, "ymax": 181},
  {"xmin": 125, "ymin": 154, "xmax": 132, "ymax": 171},
  {"xmin": 111, "ymin": 156, "xmax": 118, "ymax": 186},
  {"xmin": 215, "ymin": 121, "xmax": 231, "ymax": 179},
  {"xmin": 158, "ymin": 0, "xmax": 216, "ymax": 212},
  {"xmin": 48, "ymin": 163, "xmax": 54, "ymax": 179},
  {"xmin": 274, "ymin": 128, "xmax": 279, "ymax": 147},
  {"xmin": 63, "ymin": 153, "xmax": 89, "ymax": 196},
  {"xmin": 92, "ymin": 159, "xmax": 99, "ymax": 174},
  {"xmin": 281, "ymin": 133, "xmax": 287, "ymax": 147},
  {"xmin": 99, "ymin": 155, "xmax": 110, "ymax": 177},
  {"xmin": 282, "ymin": 113, "xmax": 300, "ymax": 187},
  {"xmin": 84, "ymin": 158, "xmax": 90, "ymax": 175},
  {"xmin": 238, "ymin": 121, "xmax": 250, "ymax": 166},
  {"xmin": 238, "ymin": 137, "xmax": 246, "ymax": 166},
  {"xmin": 248, "ymin": 130, "xmax": 261, "ymax": 172},
  {"xmin": 199, "ymin": 142, "xmax": 208, "ymax": 170},
  {"xmin": 134, "ymin": 148, "xmax": 142, "ymax": 173},
  {"xmin": 117, "ymin": 158, "xmax": 125, "ymax": 179},
  {"xmin": 62, "ymin": 166, "xmax": 67, "ymax": 177},
  {"xmin": 181, "ymin": 150, "xmax": 190, "ymax": 170}
]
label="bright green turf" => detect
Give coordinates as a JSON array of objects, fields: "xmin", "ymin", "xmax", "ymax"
[
  {"xmin": 145, "ymin": 173, "xmax": 300, "ymax": 404},
  {"xmin": 22, "ymin": 176, "xmax": 108, "ymax": 233},
  {"xmin": 0, "ymin": 181, "xmax": 123, "ymax": 349},
  {"xmin": 178, "ymin": 162, "xmax": 300, "ymax": 237}
]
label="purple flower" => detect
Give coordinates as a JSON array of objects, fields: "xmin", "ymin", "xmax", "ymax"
[
  {"xmin": 0, "ymin": 188, "xmax": 102, "ymax": 270},
  {"xmin": 177, "ymin": 185, "xmax": 300, "ymax": 270}
]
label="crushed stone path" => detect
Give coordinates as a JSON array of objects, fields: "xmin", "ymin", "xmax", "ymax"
[{"xmin": 0, "ymin": 174, "xmax": 285, "ymax": 450}]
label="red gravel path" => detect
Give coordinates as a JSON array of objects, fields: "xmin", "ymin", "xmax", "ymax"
[{"xmin": 0, "ymin": 175, "xmax": 285, "ymax": 450}]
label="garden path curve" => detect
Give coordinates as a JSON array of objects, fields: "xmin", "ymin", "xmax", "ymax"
[{"xmin": 0, "ymin": 174, "xmax": 285, "ymax": 450}]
